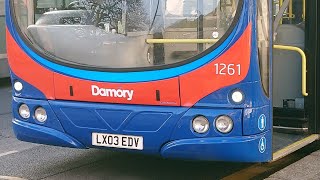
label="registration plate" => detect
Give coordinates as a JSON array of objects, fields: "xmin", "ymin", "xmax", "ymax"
[{"xmin": 92, "ymin": 133, "xmax": 143, "ymax": 150}]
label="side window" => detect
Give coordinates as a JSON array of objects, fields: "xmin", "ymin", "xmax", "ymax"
[
  {"xmin": 257, "ymin": 0, "xmax": 270, "ymax": 96},
  {"xmin": 0, "ymin": 0, "xmax": 6, "ymax": 55},
  {"xmin": 0, "ymin": 0, "xmax": 4, "ymax": 16}
]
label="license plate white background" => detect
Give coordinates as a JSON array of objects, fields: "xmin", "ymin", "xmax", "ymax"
[{"xmin": 92, "ymin": 133, "xmax": 143, "ymax": 150}]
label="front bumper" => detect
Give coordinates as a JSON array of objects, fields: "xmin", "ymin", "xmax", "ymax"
[{"xmin": 12, "ymin": 97, "xmax": 272, "ymax": 162}]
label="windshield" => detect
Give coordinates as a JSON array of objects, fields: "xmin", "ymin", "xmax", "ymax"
[{"xmin": 12, "ymin": 0, "xmax": 240, "ymax": 70}]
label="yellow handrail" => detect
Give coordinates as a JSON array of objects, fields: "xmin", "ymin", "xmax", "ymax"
[
  {"xmin": 303, "ymin": 0, "xmax": 306, "ymax": 21},
  {"xmin": 146, "ymin": 39, "xmax": 218, "ymax": 44},
  {"xmin": 289, "ymin": 0, "xmax": 293, "ymax": 19},
  {"xmin": 273, "ymin": 45, "xmax": 308, "ymax": 96},
  {"xmin": 279, "ymin": 0, "xmax": 283, "ymax": 24}
]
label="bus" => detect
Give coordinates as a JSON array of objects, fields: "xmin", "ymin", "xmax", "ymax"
[
  {"xmin": 0, "ymin": 0, "xmax": 9, "ymax": 78},
  {"xmin": 6, "ymin": 0, "xmax": 320, "ymax": 162}
]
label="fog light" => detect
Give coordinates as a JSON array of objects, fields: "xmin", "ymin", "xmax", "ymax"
[
  {"xmin": 215, "ymin": 116, "xmax": 233, "ymax": 134},
  {"xmin": 14, "ymin": 81, "xmax": 23, "ymax": 92},
  {"xmin": 19, "ymin": 104, "xmax": 30, "ymax": 119},
  {"xmin": 192, "ymin": 116, "xmax": 210, "ymax": 134},
  {"xmin": 35, "ymin": 107, "xmax": 47, "ymax": 123},
  {"xmin": 230, "ymin": 89, "xmax": 244, "ymax": 104}
]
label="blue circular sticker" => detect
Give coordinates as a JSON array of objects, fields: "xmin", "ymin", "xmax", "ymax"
[{"xmin": 258, "ymin": 114, "xmax": 267, "ymax": 131}]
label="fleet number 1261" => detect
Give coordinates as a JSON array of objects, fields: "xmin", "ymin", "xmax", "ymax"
[{"xmin": 214, "ymin": 63, "xmax": 241, "ymax": 76}]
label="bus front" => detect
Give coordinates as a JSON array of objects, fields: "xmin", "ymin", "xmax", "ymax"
[{"xmin": 6, "ymin": 0, "xmax": 272, "ymax": 162}]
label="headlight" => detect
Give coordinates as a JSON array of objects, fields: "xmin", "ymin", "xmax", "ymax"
[
  {"xmin": 14, "ymin": 81, "xmax": 23, "ymax": 92},
  {"xmin": 192, "ymin": 116, "xmax": 210, "ymax": 134},
  {"xmin": 18, "ymin": 104, "xmax": 30, "ymax": 119},
  {"xmin": 215, "ymin": 116, "xmax": 233, "ymax": 134},
  {"xmin": 230, "ymin": 89, "xmax": 245, "ymax": 104},
  {"xmin": 35, "ymin": 107, "xmax": 47, "ymax": 123}
]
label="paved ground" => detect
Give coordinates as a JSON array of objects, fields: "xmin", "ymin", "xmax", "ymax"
[
  {"xmin": 266, "ymin": 150, "xmax": 320, "ymax": 180},
  {"xmin": 0, "ymin": 81, "xmax": 251, "ymax": 180}
]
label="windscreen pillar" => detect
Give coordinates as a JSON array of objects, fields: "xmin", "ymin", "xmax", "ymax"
[{"xmin": 152, "ymin": 1, "xmax": 165, "ymax": 65}]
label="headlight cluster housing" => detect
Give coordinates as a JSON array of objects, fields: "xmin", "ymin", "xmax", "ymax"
[
  {"xmin": 18, "ymin": 104, "xmax": 47, "ymax": 123},
  {"xmin": 192, "ymin": 116, "xmax": 210, "ymax": 134},
  {"xmin": 18, "ymin": 104, "xmax": 30, "ymax": 119},
  {"xmin": 192, "ymin": 115, "xmax": 234, "ymax": 134},
  {"xmin": 35, "ymin": 107, "xmax": 48, "ymax": 123},
  {"xmin": 215, "ymin": 116, "xmax": 234, "ymax": 134}
]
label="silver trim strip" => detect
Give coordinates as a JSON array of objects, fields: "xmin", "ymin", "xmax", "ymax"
[{"xmin": 273, "ymin": 126, "xmax": 308, "ymax": 131}]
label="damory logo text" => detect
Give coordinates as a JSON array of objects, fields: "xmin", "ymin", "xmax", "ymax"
[{"xmin": 91, "ymin": 85, "xmax": 134, "ymax": 101}]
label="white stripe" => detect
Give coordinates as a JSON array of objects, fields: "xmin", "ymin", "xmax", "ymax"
[
  {"xmin": 0, "ymin": 176, "xmax": 27, "ymax": 180},
  {"xmin": 0, "ymin": 54, "xmax": 7, "ymax": 59},
  {"xmin": 0, "ymin": 151, "xmax": 19, "ymax": 157}
]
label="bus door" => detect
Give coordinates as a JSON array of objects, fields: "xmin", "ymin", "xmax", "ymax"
[{"xmin": 271, "ymin": 0, "xmax": 320, "ymax": 161}]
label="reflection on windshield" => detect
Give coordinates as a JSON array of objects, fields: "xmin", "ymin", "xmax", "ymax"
[
  {"xmin": 66, "ymin": 0, "xmax": 150, "ymax": 33},
  {"xmin": 13, "ymin": 0, "xmax": 239, "ymax": 69}
]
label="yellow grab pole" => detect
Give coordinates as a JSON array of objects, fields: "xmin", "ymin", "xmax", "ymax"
[
  {"xmin": 273, "ymin": 45, "xmax": 308, "ymax": 96},
  {"xmin": 146, "ymin": 39, "xmax": 219, "ymax": 44},
  {"xmin": 289, "ymin": 0, "xmax": 293, "ymax": 19},
  {"xmin": 303, "ymin": 0, "xmax": 306, "ymax": 21}
]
